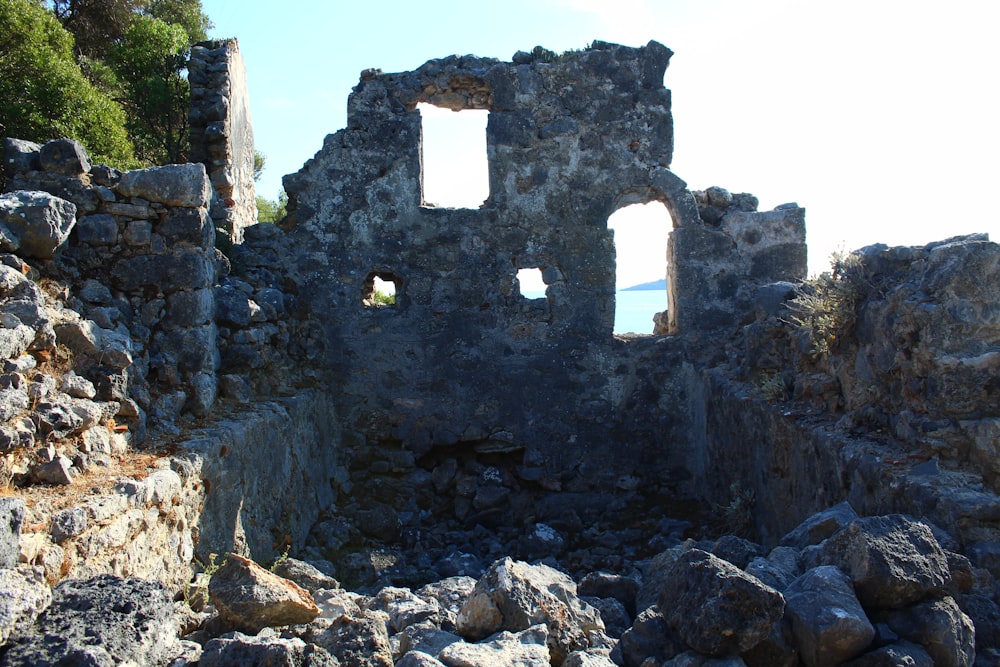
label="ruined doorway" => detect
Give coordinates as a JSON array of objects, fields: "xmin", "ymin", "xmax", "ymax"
[
  {"xmin": 608, "ymin": 201, "xmax": 672, "ymax": 334},
  {"xmin": 417, "ymin": 103, "xmax": 489, "ymax": 208}
]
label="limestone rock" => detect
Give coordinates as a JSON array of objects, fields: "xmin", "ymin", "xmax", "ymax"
[
  {"xmin": 272, "ymin": 557, "xmax": 340, "ymax": 593},
  {"xmin": 0, "ymin": 190, "xmax": 77, "ymax": 259},
  {"xmin": 199, "ymin": 631, "xmax": 339, "ymax": 667},
  {"xmin": 117, "ymin": 163, "xmax": 211, "ymax": 207},
  {"xmin": 0, "ymin": 565, "xmax": 50, "ymax": 644},
  {"xmin": 398, "ymin": 620, "xmax": 463, "ymax": 658},
  {"xmin": 779, "ymin": 502, "xmax": 859, "ymax": 550},
  {"xmin": 783, "ymin": 566, "xmax": 875, "ymax": 667},
  {"xmin": 659, "ymin": 548, "xmax": 784, "ymax": 657},
  {"xmin": 885, "ymin": 596, "xmax": 975, "ymax": 667},
  {"xmin": 417, "ymin": 576, "xmax": 477, "ymax": 632},
  {"xmin": 663, "ymin": 652, "xmax": 748, "ymax": 666},
  {"xmin": 2, "ymin": 138, "xmax": 41, "ymax": 177},
  {"xmin": 614, "ymin": 605, "xmax": 685, "ymax": 667},
  {"xmin": 456, "ymin": 557, "xmax": 604, "ymax": 662},
  {"xmin": 208, "ymin": 553, "xmax": 320, "ymax": 633},
  {"xmin": 397, "ymin": 652, "xmax": 447, "ymax": 667},
  {"xmin": 38, "ymin": 138, "xmax": 91, "ymax": 177},
  {"xmin": 1, "ymin": 574, "xmax": 184, "ymax": 666},
  {"xmin": 811, "ymin": 515, "xmax": 950, "ymax": 609},
  {"xmin": 841, "ymin": 641, "xmax": 933, "ymax": 667},
  {"xmin": 438, "ymin": 624, "xmax": 551, "ymax": 667},
  {"xmin": 368, "ymin": 585, "xmax": 440, "ymax": 632},
  {"xmin": 563, "ymin": 652, "xmax": 618, "ymax": 667},
  {"xmin": 0, "ymin": 497, "xmax": 25, "ymax": 569},
  {"xmin": 310, "ymin": 609, "xmax": 394, "ymax": 667}
]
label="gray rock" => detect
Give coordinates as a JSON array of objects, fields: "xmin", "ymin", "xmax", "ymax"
[
  {"xmin": 780, "ymin": 501, "xmax": 859, "ymax": 550},
  {"xmin": 76, "ymin": 279, "xmax": 114, "ymax": 305},
  {"xmin": 272, "ymin": 557, "xmax": 340, "ymax": 593},
  {"xmin": 368, "ymin": 586, "xmax": 439, "ymax": 633},
  {"xmin": 439, "ymin": 624, "xmax": 550, "ymax": 667},
  {"xmin": 0, "ymin": 320, "xmax": 33, "ymax": 361},
  {"xmin": 456, "ymin": 557, "xmax": 604, "ymax": 663},
  {"xmin": 75, "ymin": 213, "xmax": 118, "ymax": 245},
  {"xmin": 812, "ymin": 515, "xmax": 950, "ymax": 609},
  {"xmin": 956, "ymin": 593, "xmax": 1000, "ymax": 650},
  {"xmin": 578, "ymin": 571, "xmax": 639, "ymax": 617},
  {"xmin": 61, "ymin": 372, "xmax": 97, "ymax": 399},
  {"xmin": 199, "ymin": 631, "xmax": 339, "ymax": 667},
  {"xmin": 1, "ymin": 574, "xmax": 185, "ymax": 667},
  {"xmin": 33, "ymin": 454, "xmax": 74, "ymax": 485},
  {"xmin": 416, "ymin": 576, "xmax": 477, "ymax": 632},
  {"xmin": 2, "ymin": 138, "xmax": 41, "ymax": 176},
  {"xmin": 0, "ymin": 387, "xmax": 28, "ymax": 421},
  {"xmin": 664, "ymin": 652, "xmax": 748, "ymax": 666},
  {"xmin": 0, "ymin": 565, "xmax": 51, "ymax": 644},
  {"xmin": 659, "ymin": 548, "xmax": 784, "ymax": 657},
  {"xmin": 398, "ymin": 620, "xmax": 463, "ymax": 658},
  {"xmin": 310, "ymin": 608, "xmax": 394, "ymax": 667},
  {"xmin": 50, "ymin": 506, "xmax": 88, "ymax": 543},
  {"xmin": 123, "ymin": 219, "xmax": 153, "ymax": 245},
  {"xmin": 563, "ymin": 652, "xmax": 618, "ymax": 667},
  {"xmin": 38, "ymin": 138, "xmax": 91, "ymax": 177},
  {"xmin": 741, "ymin": 618, "xmax": 799, "ymax": 667},
  {"xmin": 886, "ymin": 596, "xmax": 975, "ymax": 667},
  {"xmin": 745, "ymin": 546, "xmax": 801, "ymax": 591},
  {"xmin": 0, "ymin": 497, "xmax": 26, "ymax": 568},
  {"xmin": 709, "ymin": 535, "xmax": 764, "ymax": 569},
  {"xmin": 208, "ymin": 553, "xmax": 320, "ymax": 634},
  {"xmin": 0, "ymin": 190, "xmax": 77, "ymax": 258},
  {"xmin": 783, "ymin": 566, "xmax": 875, "ymax": 667},
  {"xmin": 614, "ymin": 606, "xmax": 684, "ymax": 667},
  {"xmin": 397, "ymin": 652, "xmax": 447, "ymax": 667},
  {"xmin": 117, "ymin": 163, "xmax": 211, "ymax": 207},
  {"xmin": 582, "ymin": 595, "xmax": 630, "ymax": 637},
  {"xmin": 841, "ymin": 641, "xmax": 934, "ymax": 667}
]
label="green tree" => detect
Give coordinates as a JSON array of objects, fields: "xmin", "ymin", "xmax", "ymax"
[
  {"xmin": 48, "ymin": 0, "xmax": 140, "ymax": 59},
  {"xmin": 256, "ymin": 190, "xmax": 288, "ymax": 224},
  {"xmin": 108, "ymin": 15, "xmax": 190, "ymax": 164},
  {"xmin": 145, "ymin": 0, "xmax": 210, "ymax": 43},
  {"xmin": 0, "ymin": 0, "xmax": 135, "ymax": 166}
]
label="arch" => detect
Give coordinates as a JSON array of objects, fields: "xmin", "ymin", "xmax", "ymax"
[{"xmin": 608, "ymin": 200, "xmax": 674, "ymax": 335}]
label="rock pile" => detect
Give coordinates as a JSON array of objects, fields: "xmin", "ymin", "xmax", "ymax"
[{"xmin": 2, "ymin": 502, "xmax": 995, "ymax": 665}]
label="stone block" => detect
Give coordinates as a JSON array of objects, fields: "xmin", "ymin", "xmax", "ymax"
[
  {"xmin": 75, "ymin": 213, "xmax": 118, "ymax": 246},
  {"xmin": 0, "ymin": 190, "xmax": 77, "ymax": 259},
  {"xmin": 0, "ymin": 497, "xmax": 26, "ymax": 569},
  {"xmin": 39, "ymin": 138, "xmax": 91, "ymax": 177},
  {"xmin": 117, "ymin": 163, "xmax": 211, "ymax": 208}
]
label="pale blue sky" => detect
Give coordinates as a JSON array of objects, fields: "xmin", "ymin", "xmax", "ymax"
[{"xmin": 201, "ymin": 0, "xmax": 999, "ymax": 282}]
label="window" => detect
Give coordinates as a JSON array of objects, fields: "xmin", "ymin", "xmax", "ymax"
[
  {"xmin": 607, "ymin": 201, "xmax": 671, "ymax": 334},
  {"xmin": 515, "ymin": 267, "xmax": 546, "ymax": 299},
  {"xmin": 364, "ymin": 271, "xmax": 399, "ymax": 308},
  {"xmin": 418, "ymin": 103, "xmax": 489, "ymax": 208}
]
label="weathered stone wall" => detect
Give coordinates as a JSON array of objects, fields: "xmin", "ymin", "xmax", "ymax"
[
  {"xmin": 280, "ymin": 42, "xmax": 808, "ymax": 531},
  {"xmin": 189, "ymin": 39, "xmax": 257, "ymax": 244}
]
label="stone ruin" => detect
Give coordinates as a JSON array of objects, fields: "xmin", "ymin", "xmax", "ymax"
[{"xmin": 1, "ymin": 38, "xmax": 999, "ymax": 665}]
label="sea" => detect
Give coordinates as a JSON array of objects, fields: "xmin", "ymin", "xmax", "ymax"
[{"xmin": 523, "ymin": 289, "xmax": 668, "ymax": 335}]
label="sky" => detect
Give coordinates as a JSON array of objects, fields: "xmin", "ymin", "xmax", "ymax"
[{"xmin": 200, "ymin": 0, "xmax": 999, "ymax": 285}]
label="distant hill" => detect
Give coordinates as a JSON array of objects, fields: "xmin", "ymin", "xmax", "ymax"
[{"xmin": 622, "ymin": 278, "xmax": 666, "ymax": 291}]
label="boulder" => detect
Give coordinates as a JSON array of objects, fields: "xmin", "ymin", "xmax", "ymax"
[
  {"xmin": 398, "ymin": 619, "xmax": 463, "ymax": 658},
  {"xmin": 780, "ymin": 502, "xmax": 859, "ymax": 550},
  {"xmin": 563, "ymin": 652, "xmax": 618, "ymax": 667},
  {"xmin": 0, "ymin": 190, "xmax": 77, "ymax": 259},
  {"xmin": 0, "ymin": 565, "xmax": 50, "ymax": 644},
  {"xmin": 841, "ymin": 641, "xmax": 934, "ymax": 667},
  {"xmin": 272, "ymin": 557, "xmax": 340, "ymax": 593},
  {"xmin": 659, "ymin": 548, "xmax": 785, "ymax": 657},
  {"xmin": 309, "ymin": 608, "xmax": 394, "ymax": 667},
  {"xmin": 2, "ymin": 138, "xmax": 41, "ymax": 177},
  {"xmin": 782, "ymin": 566, "xmax": 875, "ymax": 667},
  {"xmin": 456, "ymin": 557, "xmax": 604, "ymax": 663},
  {"xmin": 0, "ymin": 496, "xmax": 25, "ymax": 568},
  {"xmin": 208, "ymin": 553, "xmax": 320, "ymax": 634},
  {"xmin": 417, "ymin": 576, "xmax": 477, "ymax": 632},
  {"xmin": 811, "ymin": 515, "xmax": 950, "ymax": 609},
  {"xmin": 663, "ymin": 652, "xmax": 748, "ymax": 666},
  {"xmin": 396, "ymin": 652, "xmax": 447, "ymax": 667},
  {"xmin": 1, "ymin": 574, "xmax": 184, "ymax": 667},
  {"xmin": 38, "ymin": 138, "xmax": 91, "ymax": 177},
  {"xmin": 438, "ymin": 624, "xmax": 551, "ymax": 667},
  {"xmin": 614, "ymin": 605, "xmax": 685, "ymax": 667},
  {"xmin": 885, "ymin": 596, "xmax": 975, "ymax": 667},
  {"xmin": 368, "ymin": 585, "xmax": 440, "ymax": 632},
  {"xmin": 117, "ymin": 163, "xmax": 211, "ymax": 208},
  {"xmin": 199, "ymin": 631, "xmax": 339, "ymax": 667}
]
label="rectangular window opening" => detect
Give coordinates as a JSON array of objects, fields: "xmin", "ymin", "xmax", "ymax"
[{"xmin": 418, "ymin": 103, "xmax": 489, "ymax": 209}]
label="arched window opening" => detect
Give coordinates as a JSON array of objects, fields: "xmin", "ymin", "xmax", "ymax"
[
  {"xmin": 418, "ymin": 103, "xmax": 489, "ymax": 208},
  {"xmin": 364, "ymin": 271, "xmax": 399, "ymax": 309},
  {"xmin": 608, "ymin": 201, "xmax": 671, "ymax": 334}
]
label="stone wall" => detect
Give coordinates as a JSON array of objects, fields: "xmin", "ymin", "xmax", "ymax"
[
  {"xmin": 280, "ymin": 42, "xmax": 808, "ymax": 531},
  {"xmin": 189, "ymin": 39, "xmax": 257, "ymax": 244}
]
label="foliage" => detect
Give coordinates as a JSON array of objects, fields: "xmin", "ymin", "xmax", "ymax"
[
  {"xmin": 0, "ymin": 0, "xmax": 136, "ymax": 166},
  {"xmin": 144, "ymin": 0, "xmax": 210, "ymax": 43},
  {"xmin": 754, "ymin": 372, "xmax": 785, "ymax": 403},
  {"xmin": 256, "ymin": 190, "xmax": 288, "ymax": 224},
  {"xmin": 108, "ymin": 15, "xmax": 191, "ymax": 164},
  {"xmin": 787, "ymin": 250, "xmax": 866, "ymax": 360},
  {"xmin": 253, "ymin": 150, "xmax": 266, "ymax": 182},
  {"xmin": 48, "ymin": 0, "xmax": 140, "ymax": 59},
  {"xmin": 372, "ymin": 289, "xmax": 396, "ymax": 306}
]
